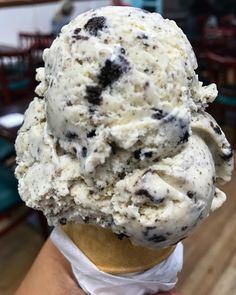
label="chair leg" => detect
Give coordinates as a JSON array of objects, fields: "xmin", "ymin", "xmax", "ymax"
[{"xmin": 35, "ymin": 211, "xmax": 49, "ymax": 240}]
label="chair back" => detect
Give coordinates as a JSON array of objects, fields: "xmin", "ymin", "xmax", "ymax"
[
  {"xmin": 19, "ymin": 32, "xmax": 54, "ymax": 49},
  {"xmin": 203, "ymin": 27, "xmax": 236, "ymax": 48},
  {"xmin": 219, "ymin": 14, "xmax": 236, "ymax": 27},
  {"xmin": 206, "ymin": 51, "xmax": 236, "ymax": 96},
  {"xmin": 19, "ymin": 32, "xmax": 54, "ymax": 69},
  {"xmin": 0, "ymin": 48, "xmax": 34, "ymax": 105}
]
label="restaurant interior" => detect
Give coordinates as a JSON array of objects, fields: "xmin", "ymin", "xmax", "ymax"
[{"xmin": 0, "ymin": 0, "xmax": 235, "ymax": 294}]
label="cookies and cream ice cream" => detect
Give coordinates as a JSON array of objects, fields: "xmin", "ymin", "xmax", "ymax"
[{"xmin": 15, "ymin": 6, "xmax": 233, "ymax": 249}]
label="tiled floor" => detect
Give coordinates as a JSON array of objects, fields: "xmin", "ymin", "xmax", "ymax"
[{"xmin": 0, "ymin": 224, "xmax": 43, "ymax": 295}]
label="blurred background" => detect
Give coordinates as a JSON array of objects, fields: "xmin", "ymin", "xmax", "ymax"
[{"xmin": 0, "ymin": 1, "xmax": 235, "ymax": 294}]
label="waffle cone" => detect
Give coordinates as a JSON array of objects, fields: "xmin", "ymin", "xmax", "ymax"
[{"xmin": 62, "ymin": 223, "xmax": 175, "ymax": 274}]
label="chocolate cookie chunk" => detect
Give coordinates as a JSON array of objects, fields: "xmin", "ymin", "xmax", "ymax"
[
  {"xmin": 85, "ymin": 86, "xmax": 103, "ymax": 105},
  {"xmin": 98, "ymin": 55, "xmax": 129, "ymax": 88},
  {"xmin": 84, "ymin": 16, "xmax": 106, "ymax": 36}
]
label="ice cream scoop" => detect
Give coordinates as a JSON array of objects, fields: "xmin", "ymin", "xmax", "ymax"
[{"xmin": 15, "ymin": 6, "xmax": 233, "ymax": 249}]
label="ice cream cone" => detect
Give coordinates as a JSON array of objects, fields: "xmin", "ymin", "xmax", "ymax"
[{"xmin": 62, "ymin": 223, "xmax": 175, "ymax": 274}]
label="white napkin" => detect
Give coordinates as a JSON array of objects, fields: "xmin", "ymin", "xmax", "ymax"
[
  {"xmin": 0, "ymin": 113, "xmax": 24, "ymax": 128},
  {"xmin": 51, "ymin": 227, "xmax": 183, "ymax": 295}
]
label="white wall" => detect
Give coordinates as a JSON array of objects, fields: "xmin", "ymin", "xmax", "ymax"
[{"xmin": 0, "ymin": 0, "xmax": 111, "ymax": 46}]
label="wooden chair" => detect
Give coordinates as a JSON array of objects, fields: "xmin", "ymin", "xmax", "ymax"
[
  {"xmin": 206, "ymin": 51, "xmax": 236, "ymax": 147},
  {"xmin": 219, "ymin": 14, "xmax": 236, "ymax": 27},
  {"xmin": 192, "ymin": 26, "xmax": 236, "ymax": 85},
  {"xmin": 19, "ymin": 32, "xmax": 54, "ymax": 68},
  {"xmin": 112, "ymin": 0, "xmax": 130, "ymax": 5},
  {"xmin": 192, "ymin": 27, "xmax": 236, "ymax": 60},
  {"xmin": 203, "ymin": 27, "xmax": 236, "ymax": 47},
  {"xmin": 19, "ymin": 32, "xmax": 54, "ymax": 49},
  {"xmin": 0, "ymin": 48, "xmax": 34, "ymax": 106},
  {"xmin": 0, "ymin": 162, "xmax": 49, "ymax": 239}
]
